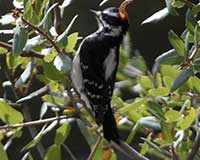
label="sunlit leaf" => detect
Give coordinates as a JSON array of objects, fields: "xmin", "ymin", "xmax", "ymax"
[
  {"xmin": 161, "ymin": 122, "xmax": 173, "ymax": 144},
  {"xmin": 172, "ymin": 0, "xmax": 185, "ymax": 8},
  {"xmin": 53, "ymin": 53, "xmax": 72, "ymax": 74},
  {"xmin": 45, "ymin": 144, "xmax": 61, "ymax": 160},
  {"xmin": 138, "ymin": 76, "xmax": 153, "ymax": 90},
  {"xmin": 15, "ymin": 60, "xmax": 35, "ymax": 88},
  {"xmin": 164, "ymin": 109, "xmax": 181, "ymax": 123},
  {"xmin": 0, "ymin": 143, "xmax": 8, "ymax": 160},
  {"xmin": 149, "ymin": 87, "xmax": 170, "ymax": 97},
  {"xmin": 60, "ymin": 0, "xmax": 73, "ymax": 8},
  {"xmin": 0, "ymin": 14, "xmax": 15, "ymax": 25},
  {"xmin": 44, "ymin": 50, "xmax": 58, "ymax": 63},
  {"xmin": 142, "ymin": 8, "xmax": 169, "ymax": 25},
  {"xmin": 65, "ymin": 32, "xmax": 78, "ymax": 53},
  {"xmin": 43, "ymin": 61, "xmax": 65, "ymax": 82},
  {"xmin": 55, "ymin": 122, "xmax": 71, "ymax": 145},
  {"xmin": 177, "ymin": 107, "xmax": 196, "ymax": 130},
  {"xmin": 0, "ymin": 100, "xmax": 23, "ymax": 124}
]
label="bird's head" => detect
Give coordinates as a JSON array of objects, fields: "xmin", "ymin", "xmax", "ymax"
[{"xmin": 91, "ymin": 0, "xmax": 131, "ymax": 36}]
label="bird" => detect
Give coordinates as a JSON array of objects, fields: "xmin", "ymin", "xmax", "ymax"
[{"xmin": 71, "ymin": 1, "xmax": 130, "ymax": 144}]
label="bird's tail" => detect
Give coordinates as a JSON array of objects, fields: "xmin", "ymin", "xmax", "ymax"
[{"xmin": 102, "ymin": 106, "xmax": 120, "ymax": 143}]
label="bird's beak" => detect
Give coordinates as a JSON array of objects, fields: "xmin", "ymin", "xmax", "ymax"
[
  {"xmin": 90, "ymin": 9, "xmax": 102, "ymax": 17},
  {"xmin": 119, "ymin": 0, "xmax": 133, "ymax": 20}
]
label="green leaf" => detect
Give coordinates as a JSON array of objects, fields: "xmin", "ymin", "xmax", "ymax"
[
  {"xmin": 190, "ymin": 76, "xmax": 200, "ymax": 94},
  {"xmin": 138, "ymin": 76, "xmax": 153, "ymax": 90},
  {"xmin": 77, "ymin": 120, "xmax": 97, "ymax": 147},
  {"xmin": 44, "ymin": 49, "xmax": 57, "ymax": 63},
  {"xmin": 119, "ymin": 98, "xmax": 148, "ymax": 113},
  {"xmin": 170, "ymin": 67, "xmax": 194, "ymax": 92},
  {"xmin": 24, "ymin": 0, "xmax": 48, "ymax": 24},
  {"xmin": 0, "ymin": 100, "xmax": 23, "ymax": 124},
  {"xmin": 55, "ymin": 123, "xmax": 71, "ymax": 145},
  {"xmin": 161, "ymin": 65, "xmax": 179, "ymax": 78},
  {"xmin": 53, "ymin": 53, "xmax": 72, "ymax": 74},
  {"xmin": 45, "ymin": 144, "xmax": 61, "ymax": 160},
  {"xmin": 6, "ymin": 52, "xmax": 24, "ymax": 70},
  {"xmin": 66, "ymin": 32, "xmax": 78, "ymax": 53},
  {"xmin": 112, "ymin": 95, "xmax": 126, "ymax": 108},
  {"xmin": 56, "ymin": 15, "xmax": 78, "ymax": 48},
  {"xmin": 172, "ymin": 0, "xmax": 185, "ymax": 8},
  {"xmin": 22, "ymin": 121, "xmax": 57, "ymax": 151},
  {"xmin": 12, "ymin": 25, "xmax": 28, "ymax": 56},
  {"xmin": 0, "ymin": 143, "xmax": 8, "ymax": 160},
  {"xmin": 184, "ymin": 31, "xmax": 190, "ymax": 61},
  {"xmin": 163, "ymin": 76, "xmax": 173, "ymax": 88},
  {"xmin": 177, "ymin": 107, "xmax": 196, "ymax": 130},
  {"xmin": 43, "ymin": 61, "xmax": 65, "ymax": 82},
  {"xmin": 161, "ymin": 122, "xmax": 173, "ymax": 144},
  {"xmin": 186, "ymin": 9, "xmax": 196, "ymax": 34},
  {"xmin": 0, "ymin": 47, "xmax": 8, "ymax": 54},
  {"xmin": 126, "ymin": 122, "xmax": 140, "ymax": 144},
  {"xmin": 140, "ymin": 134, "xmax": 151, "ymax": 155},
  {"xmin": 168, "ymin": 30, "xmax": 184, "ymax": 56},
  {"xmin": 155, "ymin": 49, "xmax": 183, "ymax": 65},
  {"xmin": 164, "ymin": 109, "xmax": 181, "ymax": 123},
  {"xmin": 148, "ymin": 87, "xmax": 170, "ymax": 97},
  {"xmin": 164, "ymin": 0, "xmax": 179, "ymax": 15},
  {"xmin": 194, "ymin": 58, "xmax": 200, "ymax": 73}
]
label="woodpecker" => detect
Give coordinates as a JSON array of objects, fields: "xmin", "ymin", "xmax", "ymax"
[{"xmin": 71, "ymin": 1, "xmax": 130, "ymax": 143}]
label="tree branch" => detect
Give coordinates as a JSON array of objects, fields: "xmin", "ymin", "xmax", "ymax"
[
  {"xmin": 21, "ymin": 17, "xmax": 61, "ymax": 54},
  {"xmin": 0, "ymin": 41, "xmax": 44, "ymax": 59}
]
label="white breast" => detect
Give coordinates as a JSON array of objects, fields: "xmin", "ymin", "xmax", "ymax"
[{"xmin": 103, "ymin": 47, "xmax": 117, "ymax": 81}]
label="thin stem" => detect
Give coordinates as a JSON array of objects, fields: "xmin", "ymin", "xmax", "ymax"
[
  {"xmin": 62, "ymin": 144, "xmax": 78, "ymax": 160},
  {"xmin": 87, "ymin": 137, "xmax": 102, "ymax": 160},
  {"xmin": 0, "ymin": 115, "xmax": 71, "ymax": 129},
  {"xmin": 179, "ymin": 0, "xmax": 195, "ymax": 8},
  {"xmin": 21, "ymin": 17, "xmax": 61, "ymax": 54}
]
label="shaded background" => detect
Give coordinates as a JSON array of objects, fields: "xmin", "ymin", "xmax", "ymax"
[{"xmin": 0, "ymin": 0, "xmax": 188, "ymax": 159}]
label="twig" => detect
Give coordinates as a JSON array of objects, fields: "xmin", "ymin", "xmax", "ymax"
[
  {"xmin": 21, "ymin": 17, "xmax": 61, "ymax": 54},
  {"xmin": 62, "ymin": 144, "xmax": 78, "ymax": 160},
  {"xmin": 0, "ymin": 115, "xmax": 71, "ymax": 129},
  {"xmin": 0, "ymin": 41, "xmax": 44, "ymax": 59},
  {"xmin": 2, "ymin": 69, "xmax": 46, "ymax": 158},
  {"xmin": 179, "ymin": 0, "xmax": 194, "ymax": 8},
  {"xmin": 87, "ymin": 137, "xmax": 102, "ymax": 160}
]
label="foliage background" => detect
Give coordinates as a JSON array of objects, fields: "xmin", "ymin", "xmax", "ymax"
[{"xmin": 0, "ymin": 0, "xmax": 200, "ymax": 160}]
